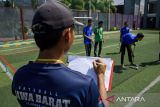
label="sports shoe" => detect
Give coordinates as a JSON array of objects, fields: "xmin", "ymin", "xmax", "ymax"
[
  {"xmin": 121, "ymin": 65, "xmax": 127, "ymax": 70},
  {"xmin": 130, "ymin": 63, "xmax": 138, "ymax": 67}
]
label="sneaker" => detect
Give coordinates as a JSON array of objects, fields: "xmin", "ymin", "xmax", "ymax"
[
  {"xmin": 121, "ymin": 65, "xmax": 127, "ymax": 70},
  {"xmin": 130, "ymin": 63, "xmax": 138, "ymax": 67}
]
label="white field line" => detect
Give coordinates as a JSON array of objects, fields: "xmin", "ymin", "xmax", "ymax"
[
  {"xmin": 124, "ymin": 75, "xmax": 160, "ymax": 107},
  {"xmin": 0, "ymin": 41, "xmax": 80, "ymax": 52},
  {"xmin": 0, "ymin": 43, "xmax": 81, "ymax": 54},
  {"xmin": 2, "ymin": 40, "xmax": 148, "ymax": 56},
  {"xmin": 73, "ymin": 40, "xmax": 83, "ymax": 45},
  {"xmin": 0, "ymin": 32, "xmax": 119, "ymax": 52},
  {"xmin": 0, "ymin": 45, "xmax": 36, "ymax": 52},
  {"xmin": 0, "ymin": 62, "xmax": 13, "ymax": 80},
  {"xmin": 3, "ymin": 44, "xmax": 119, "ymax": 55},
  {"xmin": 0, "ymin": 38, "xmax": 118, "ymax": 53},
  {"xmin": 75, "ymin": 31, "xmax": 120, "ymax": 42},
  {"xmin": 103, "ymin": 31, "xmax": 120, "ymax": 34},
  {"xmin": 1, "ymin": 45, "xmax": 77, "ymax": 54},
  {"xmin": 74, "ymin": 44, "xmax": 119, "ymax": 55}
]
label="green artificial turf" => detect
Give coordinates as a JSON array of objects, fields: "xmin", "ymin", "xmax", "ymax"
[{"xmin": 0, "ymin": 30, "xmax": 159, "ymax": 107}]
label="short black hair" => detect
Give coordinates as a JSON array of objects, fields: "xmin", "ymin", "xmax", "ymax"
[
  {"xmin": 98, "ymin": 21, "xmax": 103, "ymax": 25},
  {"xmin": 32, "ymin": 23, "xmax": 64, "ymax": 51},
  {"xmin": 137, "ymin": 33, "xmax": 144, "ymax": 38},
  {"xmin": 88, "ymin": 19, "xmax": 92, "ymax": 23},
  {"xmin": 124, "ymin": 22, "xmax": 128, "ymax": 26}
]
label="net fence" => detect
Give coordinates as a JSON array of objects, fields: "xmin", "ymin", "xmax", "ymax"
[{"xmin": 0, "ymin": 7, "xmax": 141, "ymax": 42}]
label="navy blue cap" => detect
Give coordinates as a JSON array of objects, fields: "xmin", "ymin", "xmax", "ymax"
[{"xmin": 32, "ymin": 0, "xmax": 74, "ymax": 30}]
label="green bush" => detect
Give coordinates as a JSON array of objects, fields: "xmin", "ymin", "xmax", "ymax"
[{"xmin": 110, "ymin": 27, "xmax": 118, "ymax": 31}]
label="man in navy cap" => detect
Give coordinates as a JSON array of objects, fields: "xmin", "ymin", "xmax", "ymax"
[
  {"xmin": 12, "ymin": 1, "xmax": 108, "ymax": 107},
  {"xmin": 121, "ymin": 33, "xmax": 144, "ymax": 69}
]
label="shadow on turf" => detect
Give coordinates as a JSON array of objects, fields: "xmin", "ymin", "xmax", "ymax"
[
  {"xmin": 140, "ymin": 60, "xmax": 160, "ymax": 67},
  {"xmin": 114, "ymin": 65, "xmax": 123, "ymax": 73},
  {"xmin": 106, "ymin": 52, "xmax": 120, "ymax": 55}
]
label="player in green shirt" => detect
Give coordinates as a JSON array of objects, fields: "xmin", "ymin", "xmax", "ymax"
[{"xmin": 94, "ymin": 21, "xmax": 104, "ymax": 57}]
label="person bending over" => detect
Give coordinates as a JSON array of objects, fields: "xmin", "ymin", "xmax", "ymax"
[{"xmin": 121, "ymin": 33, "xmax": 144, "ymax": 69}]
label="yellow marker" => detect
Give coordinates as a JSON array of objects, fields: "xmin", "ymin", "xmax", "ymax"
[
  {"xmin": 3, "ymin": 45, "xmax": 9, "ymax": 48},
  {"xmin": 36, "ymin": 59, "xmax": 64, "ymax": 64},
  {"xmin": 15, "ymin": 43, "xmax": 21, "ymax": 47}
]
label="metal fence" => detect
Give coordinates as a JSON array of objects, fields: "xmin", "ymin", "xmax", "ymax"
[
  {"xmin": 0, "ymin": 7, "xmax": 19, "ymax": 41},
  {"xmin": 0, "ymin": 7, "xmax": 141, "ymax": 42},
  {"xmin": 73, "ymin": 10, "xmax": 141, "ymax": 34}
]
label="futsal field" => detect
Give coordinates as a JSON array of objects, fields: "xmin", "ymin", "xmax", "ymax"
[{"xmin": 0, "ymin": 30, "xmax": 160, "ymax": 107}]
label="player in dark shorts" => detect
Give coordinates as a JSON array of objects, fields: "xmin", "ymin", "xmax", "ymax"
[
  {"xmin": 120, "ymin": 22, "xmax": 130, "ymax": 53},
  {"xmin": 83, "ymin": 19, "xmax": 93, "ymax": 56},
  {"xmin": 94, "ymin": 21, "xmax": 104, "ymax": 57}
]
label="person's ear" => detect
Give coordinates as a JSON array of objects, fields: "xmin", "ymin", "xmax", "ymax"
[{"xmin": 63, "ymin": 28, "xmax": 71, "ymax": 43}]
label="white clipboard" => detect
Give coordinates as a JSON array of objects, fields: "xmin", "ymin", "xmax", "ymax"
[{"xmin": 68, "ymin": 55, "xmax": 114, "ymax": 91}]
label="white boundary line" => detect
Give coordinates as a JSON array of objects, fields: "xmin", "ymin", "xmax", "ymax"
[
  {"xmin": 0, "ymin": 61, "xmax": 13, "ymax": 80},
  {"xmin": 2, "ymin": 44, "xmax": 119, "ymax": 55},
  {"xmin": 0, "ymin": 31, "xmax": 119, "ymax": 50},
  {"xmin": 75, "ymin": 31, "xmax": 120, "ymax": 40},
  {"xmin": 0, "ymin": 40, "xmax": 116, "ymax": 54},
  {"xmin": 74, "ymin": 44, "xmax": 119, "ymax": 55},
  {"xmin": 103, "ymin": 31, "xmax": 120, "ymax": 34},
  {"xmin": 124, "ymin": 75, "xmax": 160, "ymax": 107}
]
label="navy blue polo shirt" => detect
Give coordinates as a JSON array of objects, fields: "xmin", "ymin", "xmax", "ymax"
[
  {"xmin": 12, "ymin": 62, "xmax": 100, "ymax": 107},
  {"xmin": 120, "ymin": 27, "xmax": 130, "ymax": 36},
  {"xmin": 83, "ymin": 26, "xmax": 93, "ymax": 44},
  {"xmin": 122, "ymin": 33, "xmax": 137, "ymax": 45}
]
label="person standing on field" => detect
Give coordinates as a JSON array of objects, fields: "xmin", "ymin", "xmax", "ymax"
[
  {"xmin": 94, "ymin": 21, "xmax": 104, "ymax": 57},
  {"xmin": 119, "ymin": 22, "xmax": 130, "ymax": 53},
  {"xmin": 83, "ymin": 19, "xmax": 93, "ymax": 56}
]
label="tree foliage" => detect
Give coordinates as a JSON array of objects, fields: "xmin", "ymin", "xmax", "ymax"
[
  {"xmin": 10, "ymin": 0, "xmax": 116, "ymax": 12},
  {"xmin": 4, "ymin": 0, "xmax": 11, "ymax": 7},
  {"xmin": 31, "ymin": 0, "xmax": 38, "ymax": 9},
  {"xmin": 60, "ymin": 0, "xmax": 116, "ymax": 13},
  {"xmin": 70, "ymin": 0, "xmax": 84, "ymax": 10},
  {"xmin": 60, "ymin": 0, "xmax": 71, "ymax": 7}
]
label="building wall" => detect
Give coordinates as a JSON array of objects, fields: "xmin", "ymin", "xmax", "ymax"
[
  {"xmin": 124, "ymin": 0, "xmax": 135, "ymax": 14},
  {"xmin": 143, "ymin": 0, "xmax": 160, "ymax": 28},
  {"xmin": 124, "ymin": 0, "xmax": 141, "ymax": 15},
  {"xmin": 116, "ymin": 5, "xmax": 124, "ymax": 13},
  {"xmin": 155, "ymin": 0, "xmax": 160, "ymax": 28},
  {"xmin": 14, "ymin": 0, "xmax": 46, "ymax": 7},
  {"xmin": 134, "ymin": 0, "xmax": 141, "ymax": 15}
]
